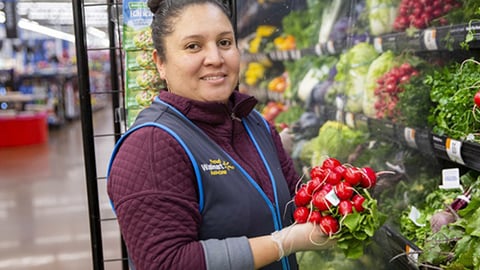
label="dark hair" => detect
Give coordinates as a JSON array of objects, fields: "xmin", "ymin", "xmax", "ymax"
[{"xmin": 147, "ymin": 0, "xmax": 233, "ymax": 61}]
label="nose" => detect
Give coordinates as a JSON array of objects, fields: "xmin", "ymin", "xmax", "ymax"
[{"xmin": 204, "ymin": 44, "xmax": 224, "ymax": 66}]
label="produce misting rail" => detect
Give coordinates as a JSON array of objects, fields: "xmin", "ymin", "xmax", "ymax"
[{"xmin": 72, "ymin": 0, "xmax": 129, "ymax": 269}]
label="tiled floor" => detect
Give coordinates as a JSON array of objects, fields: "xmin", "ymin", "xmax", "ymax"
[{"xmin": 0, "ymin": 104, "xmax": 126, "ymax": 270}]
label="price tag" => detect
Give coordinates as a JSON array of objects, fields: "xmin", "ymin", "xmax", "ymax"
[
  {"xmin": 327, "ymin": 40, "xmax": 335, "ymax": 54},
  {"xmin": 325, "ymin": 189, "xmax": 340, "ymax": 206},
  {"xmin": 373, "ymin": 37, "xmax": 383, "ymax": 52},
  {"xmin": 440, "ymin": 168, "xmax": 462, "ymax": 190},
  {"xmin": 404, "ymin": 127, "xmax": 417, "ymax": 149},
  {"xmin": 314, "ymin": 44, "xmax": 323, "ymax": 56},
  {"xmin": 406, "ymin": 245, "xmax": 419, "ymax": 263},
  {"xmin": 423, "ymin": 29, "xmax": 438, "ymax": 51},
  {"xmin": 445, "ymin": 138, "xmax": 465, "ymax": 165},
  {"xmin": 335, "ymin": 96, "xmax": 345, "ymax": 110},
  {"xmin": 408, "ymin": 206, "xmax": 425, "ymax": 227},
  {"xmin": 268, "ymin": 52, "xmax": 278, "ymax": 61},
  {"xmin": 290, "ymin": 50, "xmax": 301, "ymax": 60},
  {"xmin": 345, "ymin": 112, "xmax": 355, "ymax": 128}
]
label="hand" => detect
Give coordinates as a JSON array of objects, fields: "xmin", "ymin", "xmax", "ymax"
[{"xmin": 271, "ymin": 222, "xmax": 335, "ymax": 260}]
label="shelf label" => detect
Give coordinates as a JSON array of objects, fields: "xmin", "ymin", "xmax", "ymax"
[
  {"xmin": 445, "ymin": 138, "xmax": 465, "ymax": 165},
  {"xmin": 290, "ymin": 50, "xmax": 301, "ymax": 60},
  {"xmin": 327, "ymin": 40, "xmax": 335, "ymax": 54},
  {"xmin": 268, "ymin": 52, "xmax": 277, "ymax": 61},
  {"xmin": 440, "ymin": 168, "xmax": 462, "ymax": 190},
  {"xmin": 423, "ymin": 29, "xmax": 438, "ymax": 50},
  {"xmin": 373, "ymin": 37, "xmax": 383, "ymax": 52},
  {"xmin": 404, "ymin": 127, "xmax": 417, "ymax": 149},
  {"xmin": 406, "ymin": 245, "xmax": 419, "ymax": 263},
  {"xmin": 345, "ymin": 112, "xmax": 355, "ymax": 128},
  {"xmin": 314, "ymin": 44, "xmax": 323, "ymax": 56}
]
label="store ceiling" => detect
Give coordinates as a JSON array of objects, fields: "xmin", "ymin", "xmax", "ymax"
[{"xmin": 16, "ymin": 0, "xmax": 112, "ymax": 33}]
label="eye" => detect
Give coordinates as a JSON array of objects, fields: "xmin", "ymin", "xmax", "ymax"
[
  {"xmin": 218, "ymin": 39, "xmax": 233, "ymax": 48},
  {"xmin": 185, "ymin": 43, "xmax": 200, "ymax": 51}
]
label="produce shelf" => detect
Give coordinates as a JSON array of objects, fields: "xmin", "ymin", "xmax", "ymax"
[
  {"xmin": 372, "ymin": 225, "xmax": 421, "ymax": 270},
  {"xmin": 317, "ymin": 107, "xmax": 480, "ymax": 172},
  {"xmin": 243, "ymin": 22, "xmax": 480, "ymax": 61},
  {"xmin": 368, "ymin": 118, "xmax": 395, "ymax": 141}
]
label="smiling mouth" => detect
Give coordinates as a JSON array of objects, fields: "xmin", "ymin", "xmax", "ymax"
[{"xmin": 201, "ymin": 74, "xmax": 226, "ymax": 81}]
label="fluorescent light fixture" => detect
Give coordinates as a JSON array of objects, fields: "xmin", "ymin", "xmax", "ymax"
[
  {"xmin": 87, "ymin": 26, "xmax": 107, "ymax": 39},
  {"xmin": 18, "ymin": 18, "xmax": 75, "ymax": 43}
]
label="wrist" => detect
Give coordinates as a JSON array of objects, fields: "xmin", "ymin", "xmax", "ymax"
[{"xmin": 270, "ymin": 231, "xmax": 285, "ymax": 261}]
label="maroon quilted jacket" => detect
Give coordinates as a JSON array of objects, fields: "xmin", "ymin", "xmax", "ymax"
[{"xmin": 107, "ymin": 90, "xmax": 300, "ymax": 269}]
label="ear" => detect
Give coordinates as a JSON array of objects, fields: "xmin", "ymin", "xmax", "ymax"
[{"xmin": 152, "ymin": 50, "xmax": 166, "ymax": 80}]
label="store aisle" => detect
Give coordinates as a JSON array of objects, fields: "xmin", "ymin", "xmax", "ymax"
[{"xmin": 0, "ymin": 105, "xmax": 125, "ymax": 270}]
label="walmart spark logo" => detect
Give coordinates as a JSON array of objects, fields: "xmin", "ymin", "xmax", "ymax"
[{"xmin": 200, "ymin": 159, "xmax": 235, "ymax": 176}]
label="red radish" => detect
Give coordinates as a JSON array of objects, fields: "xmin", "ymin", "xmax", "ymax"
[
  {"xmin": 293, "ymin": 206, "xmax": 310, "ymax": 224},
  {"xmin": 310, "ymin": 166, "xmax": 325, "ymax": 180},
  {"xmin": 333, "ymin": 164, "xmax": 347, "ymax": 176},
  {"xmin": 312, "ymin": 189, "xmax": 332, "ymax": 212},
  {"xmin": 352, "ymin": 194, "xmax": 366, "ymax": 212},
  {"xmin": 338, "ymin": 200, "xmax": 353, "ymax": 216},
  {"xmin": 343, "ymin": 167, "xmax": 362, "ymax": 186},
  {"xmin": 334, "ymin": 181, "xmax": 354, "ymax": 200},
  {"xmin": 308, "ymin": 210, "xmax": 323, "ymax": 224},
  {"xmin": 307, "ymin": 178, "xmax": 323, "ymax": 195},
  {"xmin": 322, "ymin": 183, "xmax": 333, "ymax": 193},
  {"xmin": 319, "ymin": 215, "xmax": 339, "ymax": 235},
  {"xmin": 430, "ymin": 210, "xmax": 455, "ymax": 233},
  {"xmin": 294, "ymin": 186, "xmax": 311, "ymax": 207},
  {"xmin": 322, "ymin": 157, "xmax": 341, "ymax": 170},
  {"xmin": 474, "ymin": 91, "xmax": 480, "ymax": 107},
  {"xmin": 326, "ymin": 170, "xmax": 342, "ymax": 185},
  {"xmin": 360, "ymin": 167, "xmax": 377, "ymax": 189}
]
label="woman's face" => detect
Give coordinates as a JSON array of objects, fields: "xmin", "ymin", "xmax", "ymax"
[{"xmin": 153, "ymin": 3, "xmax": 240, "ymax": 103}]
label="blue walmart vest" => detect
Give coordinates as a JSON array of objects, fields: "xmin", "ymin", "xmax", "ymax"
[{"xmin": 108, "ymin": 97, "xmax": 297, "ymax": 270}]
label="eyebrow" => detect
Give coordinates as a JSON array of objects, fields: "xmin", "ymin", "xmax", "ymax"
[{"xmin": 181, "ymin": 31, "xmax": 234, "ymax": 42}]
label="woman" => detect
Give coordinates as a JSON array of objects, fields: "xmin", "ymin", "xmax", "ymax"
[{"xmin": 107, "ymin": 1, "xmax": 332, "ymax": 269}]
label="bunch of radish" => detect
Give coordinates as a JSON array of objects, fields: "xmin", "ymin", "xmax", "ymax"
[
  {"xmin": 293, "ymin": 157, "xmax": 378, "ymax": 236},
  {"xmin": 374, "ymin": 63, "xmax": 419, "ymax": 120},
  {"xmin": 393, "ymin": 0, "xmax": 461, "ymax": 31}
]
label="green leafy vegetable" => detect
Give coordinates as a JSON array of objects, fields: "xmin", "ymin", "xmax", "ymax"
[
  {"xmin": 334, "ymin": 42, "xmax": 379, "ymax": 113},
  {"xmin": 366, "ymin": 0, "xmax": 400, "ymax": 36},
  {"xmin": 426, "ymin": 58, "xmax": 480, "ymax": 142},
  {"xmin": 300, "ymin": 121, "xmax": 368, "ymax": 167}
]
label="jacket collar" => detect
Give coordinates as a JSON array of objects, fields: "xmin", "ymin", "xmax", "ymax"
[{"xmin": 158, "ymin": 90, "xmax": 258, "ymax": 125}]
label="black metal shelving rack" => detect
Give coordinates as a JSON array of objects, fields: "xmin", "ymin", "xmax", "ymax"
[{"xmin": 72, "ymin": 0, "xmax": 129, "ymax": 269}]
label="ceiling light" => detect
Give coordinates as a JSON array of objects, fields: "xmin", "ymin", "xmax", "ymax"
[
  {"xmin": 87, "ymin": 26, "xmax": 106, "ymax": 39},
  {"xmin": 17, "ymin": 18, "xmax": 75, "ymax": 43}
]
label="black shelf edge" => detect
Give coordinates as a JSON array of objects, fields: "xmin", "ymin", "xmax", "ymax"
[
  {"xmin": 242, "ymin": 22, "xmax": 480, "ymax": 61},
  {"xmin": 321, "ymin": 106, "xmax": 480, "ymax": 171}
]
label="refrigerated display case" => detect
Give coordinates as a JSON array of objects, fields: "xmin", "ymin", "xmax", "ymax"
[{"xmin": 238, "ymin": 0, "xmax": 480, "ymax": 269}]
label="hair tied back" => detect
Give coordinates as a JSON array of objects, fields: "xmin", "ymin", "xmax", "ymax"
[{"xmin": 147, "ymin": 0, "xmax": 167, "ymax": 14}]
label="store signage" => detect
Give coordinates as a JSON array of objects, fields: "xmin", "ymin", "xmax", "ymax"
[{"xmin": 3, "ymin": 0, "xmax": 18, "ymax": 38}]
